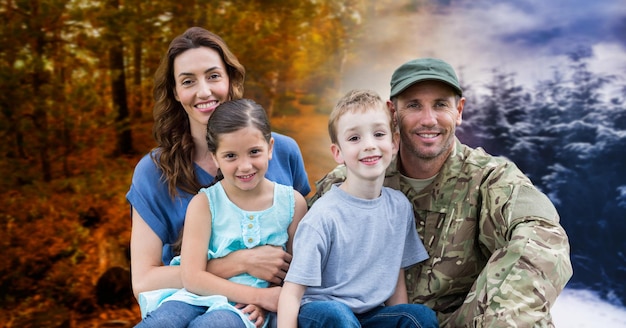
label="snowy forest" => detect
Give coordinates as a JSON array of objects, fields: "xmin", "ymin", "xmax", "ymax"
[{"xmin": 456, "ymin": 49, "xmax": 626, "ymax": 306}]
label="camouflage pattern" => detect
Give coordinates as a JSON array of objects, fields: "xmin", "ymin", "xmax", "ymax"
[{"xmin": 308, "ymin": 137, "xmax": 573, "ymax": 328}]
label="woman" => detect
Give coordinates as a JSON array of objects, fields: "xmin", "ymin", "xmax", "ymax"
[{"xmin": 127, "ymin": 27, "xmax": 310, "ymax": 327}]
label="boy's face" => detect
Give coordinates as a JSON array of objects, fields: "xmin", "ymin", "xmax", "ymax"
[{"xmin": 331, "ymin": 108, "xmax": 398, "ymax": 182}]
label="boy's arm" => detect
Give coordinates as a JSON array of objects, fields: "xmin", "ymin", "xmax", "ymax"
[
  {"xmin": 386, "ymin": 269, "xmax": 408, "ymax": 306},
  {"xmin": 278, "ymin": 281, "xmax": 307, "ymax": 328}
]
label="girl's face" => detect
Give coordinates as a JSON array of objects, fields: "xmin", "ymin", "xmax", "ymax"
[
  {"xmin": 212, "ymin": 126, "xmax": 274, "ymax": 192},
  {"xmin": 173, "ymin": 47, "xmax": 230, "ymax": 133}
]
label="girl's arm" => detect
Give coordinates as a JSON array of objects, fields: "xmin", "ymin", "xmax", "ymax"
[
  {"xmin": 276, "ymin": 192, "xmax": 308, "ymax": 327},
  {"xmin": 287, "ymin": 191, "xmax": 308, "ymax": 254},
  {"xmin": 386, "ymin": 269, "xmax": 409, "ymax": 306},
  {"xmin": 278, "ymin": 281, "xmax": 307, "ymax": 328},
  {"xmin": 130, "ymin": 208, "xmax": 182, "ymax": 298},
  {"xmin": 181, "ymin": 193, "xmax": 281, "ymax": 312}
]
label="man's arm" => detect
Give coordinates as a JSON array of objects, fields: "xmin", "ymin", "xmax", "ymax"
[
  {"xmin": 447, "ymin": 185, "xmax": 573, "ymax": 327},
  {"xmin": 307, "ymin": 164, "xmax": 346, "ymax": 206}
]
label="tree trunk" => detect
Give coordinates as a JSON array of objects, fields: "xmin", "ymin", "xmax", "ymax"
[{"xmin": 108, "ymin": 0, "xmax": 132, "ymax": 155}]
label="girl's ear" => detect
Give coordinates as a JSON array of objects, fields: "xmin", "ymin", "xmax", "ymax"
[
  {"xmin": 210, "ymin": 153, "xmax": 219, "ymax": 168},
  {"xmin": 330, "ymin": 143, "xmax": 344, "ymax": 164},
  {"xmin": 267, "ymin": 137, "xmax": 275, "ymax": 161}
]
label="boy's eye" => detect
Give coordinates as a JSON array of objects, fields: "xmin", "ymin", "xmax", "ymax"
[
  {"xmin": 374, "ymin": 132, "xmax": 386, "ymax": 138},
  {"xmin": 347, "ymin": 136, "xmax": 360, "ymax": 142}
]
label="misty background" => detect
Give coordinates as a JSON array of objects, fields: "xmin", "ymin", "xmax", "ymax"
[{"xmin": 337, "ymin": 0, "xmax": 626, "ymax": 325}]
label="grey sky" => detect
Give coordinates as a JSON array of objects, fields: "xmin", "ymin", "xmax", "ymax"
[{"xmin": 341, "ymin": 0, "xmax": 626, "ymax": 99}]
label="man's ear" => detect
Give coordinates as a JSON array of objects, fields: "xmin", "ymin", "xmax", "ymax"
[
  {"xmin": 330, "ymin": 143, "xmax": 344, "ymax": 165},
  {"xmin": 456, "ymin": 97, "xmax": 465, "ymax": 126}
]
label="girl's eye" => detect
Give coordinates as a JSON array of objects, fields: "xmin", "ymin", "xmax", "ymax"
[
  {"xmin": 250, "ymin": 149, "xmax": 261, "ymax": 155},
  {"xmin": 224, "ymin": 153, "xmax": 236, "ymax": 159}
]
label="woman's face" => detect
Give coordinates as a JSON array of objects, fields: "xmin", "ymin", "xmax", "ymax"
[{"xmin": 173, "ymin": 47, "xmax": 230, "ymax": 133}]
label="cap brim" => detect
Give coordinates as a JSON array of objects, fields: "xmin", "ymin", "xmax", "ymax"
[{"xmin": 391, "ymin": 74, "xmax": 462, "ymax": 98}]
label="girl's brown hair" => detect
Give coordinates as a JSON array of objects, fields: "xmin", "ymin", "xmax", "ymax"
[{"xmin": 151, "ymin": 27, "xmax": 245, "ymax": 197}]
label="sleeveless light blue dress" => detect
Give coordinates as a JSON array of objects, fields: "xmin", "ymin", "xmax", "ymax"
[{"xmin": 138, "ymin": 181, "xmax": 295, "ymax": 327}]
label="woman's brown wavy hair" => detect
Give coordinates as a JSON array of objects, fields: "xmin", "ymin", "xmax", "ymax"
[{"xmin": 151, "ymin": 27, "xmax": 245, "ymax": 198}]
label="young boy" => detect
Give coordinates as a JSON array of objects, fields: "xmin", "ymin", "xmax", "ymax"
[{"xmin": 277, "ymin": 90, "xmax": 438, "ymax": 328}]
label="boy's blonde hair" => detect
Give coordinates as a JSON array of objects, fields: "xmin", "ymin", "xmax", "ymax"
[{"xmin": 328, "ymin": 89, "xmax": 393, "ymax": 145}]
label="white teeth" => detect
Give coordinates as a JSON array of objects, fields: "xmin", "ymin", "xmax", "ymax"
[
  {"xmin": 361, "ymin": 157, "xmax": 379, "ymax": 162},
  {"xmin": 239, "ymin": 174, "xmax": 254, "ymax": 179},
  {"xmin": 196, "ymin": 101, "xmax": 216, "ymax": 109},
  {"xmin": 419, "ymin": 133, "xmax": 438, "ymax": 138}
]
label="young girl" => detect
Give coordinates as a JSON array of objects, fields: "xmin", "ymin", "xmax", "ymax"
[{"xmin": 139, "ymin": 99, "xmax": 307, "ymax": 328}]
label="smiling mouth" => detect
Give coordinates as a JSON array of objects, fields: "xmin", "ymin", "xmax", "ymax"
[
  {"xmin": 360, "ymin": 156, "xmax": 381, "ymax": 163},
  {"xmin": 417, "ymin": 133, "xmax": 440, "ymax": 139},
  {"xmin": 238, "ymin": 173, "xmax": 255, "ymax": 179},
  {"xmin": 196, "ymin": 101, "xmax": 218, "ymax": 109}
]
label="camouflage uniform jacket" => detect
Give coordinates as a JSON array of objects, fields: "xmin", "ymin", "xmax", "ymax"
[{"xmin": 308, "ymin": 137, "xmax": 573, "ymax": 328}]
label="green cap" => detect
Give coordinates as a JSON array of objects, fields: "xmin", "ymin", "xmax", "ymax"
[{"xmin": 390, "ymin": 58, "xmax": 462, "ymax": 97}]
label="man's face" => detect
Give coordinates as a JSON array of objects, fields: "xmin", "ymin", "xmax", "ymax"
[{"xmin": 393, "ymin": 80, "xmax": 464, "ymax": 162}]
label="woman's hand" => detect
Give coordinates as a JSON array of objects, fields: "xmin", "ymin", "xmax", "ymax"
[
  {"xmin": 206, "ymin": 245, "xmax": 291, "ymax": 284},
  {"xmin": 245, "ymin": 245, "xmax": 291, "ymax": 284}
]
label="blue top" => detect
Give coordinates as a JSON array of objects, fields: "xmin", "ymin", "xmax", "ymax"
[
  {"xmin": 126, "ymin": 132, "xmax": 310, "ymax": 264},
  {"xmin": 285, "ymin": 185, "xmax": 428, "ymax": 313}
]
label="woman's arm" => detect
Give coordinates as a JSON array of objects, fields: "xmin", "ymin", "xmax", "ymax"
[
  {"xmin": 130, "ymin": 208, "xmax": 183, "ymax": 299},
  {"xmin": 205, "ymin": 245, "xmax": 291, "ymax": 284},
  {"xmin": 181, "ymin": 193, "xmax": 282, "ymax": 311},
  {"xmin": 386, "ymin": 269, "xmax": 408, "ymax": 306}
]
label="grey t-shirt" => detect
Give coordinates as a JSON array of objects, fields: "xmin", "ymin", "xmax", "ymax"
[{"xmin": 285, "ymin": 184, "xmax": 428, "ymax": 314}]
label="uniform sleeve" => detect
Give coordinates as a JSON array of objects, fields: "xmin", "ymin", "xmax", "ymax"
[
  {"xmin": 307, "ymin": 164, "xmax": 347, "ymax": 207},
  {"xmin": 449, "ymin": 184, "xmax": 573, "ymax": 327}
]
